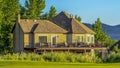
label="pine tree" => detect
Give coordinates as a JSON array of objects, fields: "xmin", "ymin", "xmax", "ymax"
[
  {"xmin": 24, "ymin": 0, "xmax": 45, "ymax": 19},
  {"xmin": 0, "ymin": 0, "xmax": 19, "ymax": 53},
  {"xmin": 93, "ymin": 18, "xmax": 112, "ymax": 46},
  {"xmin": 49, "ymin": 6, "xmax": 57, "ymax": 19},
  {"xmin": 40, "ymin": 13, "xmax": 49, "ymax": 20},
  {"xmin": 75, "ymin": 15, "xmax": 81, "ymax": 22},
  {"xmin": 93, "ymin": 18, "xmax": 103, "ymax": 42},
  {"xmin": 20, "ymin": 6, "xmax": 27, "ymax": 19}
]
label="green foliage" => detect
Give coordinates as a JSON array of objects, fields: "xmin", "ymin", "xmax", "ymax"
[
  {"xmin": 49, "ymin": 6, "xmax": 57, "ymax": 19},
  {"xmin": 75, "ymin": 15, "xmax": 81, "ymax": 22},
  {"xmin": 40, "ymin": 6, "xmax": 57, "ymax": 20},
  {"xmin": 40, "ymin": 13, "xmax": 49, "ymax": 20},
  {"xmin": 114, "ymin": 45, "xmax": 120, "ymax": 53},
  {"xmin": 93, "ymin": 18, "xmax": 113, "ymax": 46},
  {"xmin": 21, "ymin": 0, "xmax": 45, "ymax": 19},
  {"xmin": 105, "ymin": 52, "xmax": 120, "ymax": 63},
  {"xmin": 0, "ymin": 0, "xmax": 20, "ymax": 54},
  {"xmin": 0, "ymin": 52, "xmax": 102, "ymax": 63}
]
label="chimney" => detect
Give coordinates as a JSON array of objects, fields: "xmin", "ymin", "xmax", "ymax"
[{"xmin": 17, "ymin": 14, "xmax": 20, "ymax": 23}]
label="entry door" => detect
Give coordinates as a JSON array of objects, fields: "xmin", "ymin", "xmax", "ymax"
[{"xmin": 51, "ymin": 36, "xmax": 57, "ymax": 45}]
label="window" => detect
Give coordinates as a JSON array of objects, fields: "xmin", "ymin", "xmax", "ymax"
[
  {"xmin": 81, "ymin": 36, "xmax": 84, "ymax": 42},
  {"xmin": 39, "ymin": 36, "xmax": 47, "ymax": 44},
  {"xmin": 91, "ymin": 37, "xmax": 94, "ymax": 43},
  {"xmin": 87, "ymin": 36, "xmax": 90, "ymax": 42},
  {"xmin": 76, "ymin": 36, "xmax": 80, "ymax": 42},
  {"xmin": 51, "ymin": 36, "xmax": 57, "ymax": 45}
]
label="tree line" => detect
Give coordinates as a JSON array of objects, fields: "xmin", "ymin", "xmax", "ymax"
[{"xmin": 0, "ymin": 0, "xmax": 116, "ymax": 54}]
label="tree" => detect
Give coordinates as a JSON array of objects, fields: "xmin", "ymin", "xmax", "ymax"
[
  {"xmin": 93, "ymin": 18, "xmax": 104, "ymax": 42},
  {"xmin": 40, "ymin": 6, "xmax": 57, "ymax": 20},
  {"xmin": 49, "ymin": 6, "xmax": 57, "ymax": 19},
  {"xmin": 20, "ymin": 6, "xmax": 27, "ymax": 19},
  {"xmin": 0, "ymin": 0, "xmax": 20, "ymax": 54},
  {"xmin": 93, "ymin": 18, "xmax": 112, "ymax": 46},
  {"xmin": 75, "ymin": 15, "xmax": 81, "ymax": 22},
  {"xmin": 23, "ymin": 0, "xmax": 45, "ymax": 19},
  {"xmin": 114, "ymin": 45, "xmax": 120, "ymax": 53},
  {"xmin": 40, "ymin": 13, "xmax": 49, "ymax": 20}
]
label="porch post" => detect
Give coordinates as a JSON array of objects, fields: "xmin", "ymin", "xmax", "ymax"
[{"xmin": 91, "ymin": 49, "xmax": 95, "ymax": 58}]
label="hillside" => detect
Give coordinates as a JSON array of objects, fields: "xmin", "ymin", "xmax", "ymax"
[{"xmin": 83, "ymin": 23, "xmax": 120, "ymax": 40}]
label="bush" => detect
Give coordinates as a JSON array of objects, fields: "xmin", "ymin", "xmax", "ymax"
[
  {"xmin": 0, "ymin": 52, "xmax": 102, "ymax": 63},
  {"xmin": 105, "ymin": 52, "xmax": 120, "ymax": 63}
]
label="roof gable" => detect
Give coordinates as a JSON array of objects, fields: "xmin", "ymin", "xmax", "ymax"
[
  {"xmin": 71, "ymin": 18, "xmax": 95, "ymax": 34},
  {"xmin": 52, "ymin": 11, "xmax": 96, "ymax": 34}
]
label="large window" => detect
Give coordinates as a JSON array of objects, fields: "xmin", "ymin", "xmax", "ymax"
[
  {"xmin": 39, "ymin": 36, "xmax": 47, "ymax": 44},
  {"xmin": 51, "ymin": 36, "xmax": 57, "ymax": 45},
  {"xmin": 76, "ymin": 36, "xmax": 84, "ymax": 42},
  {"xmin": 81, "ymin": 36, "xmax": 84, "ymax": 42},
  {"xmin": 76, "ymin": 36, "xmax": 80, "ymax": 42},
  {"xmin": 87, "ymin": 36, "xmax": 90, "ymax": 42},
  {"xmin": 91, "ymin": 36, "xmax": 94, "ymax": 43}
]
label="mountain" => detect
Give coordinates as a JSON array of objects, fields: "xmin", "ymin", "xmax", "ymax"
[{"xmin": 83, "ymin": 23, "xmax": 120, "ymax": 40}]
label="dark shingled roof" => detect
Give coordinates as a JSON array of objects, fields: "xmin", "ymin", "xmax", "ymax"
[
  {"xmin": 52, "ymin": 11, "xmax": 96, "ymax": 34},
  {"xmin": 18, "ymin": 19, "xmax": 67, "ymax": 33}
]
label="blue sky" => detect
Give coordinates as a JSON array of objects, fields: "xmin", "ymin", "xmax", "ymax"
[{"xmin": 19, "ymin": 0, "xmax": 120, "ymax": 25}]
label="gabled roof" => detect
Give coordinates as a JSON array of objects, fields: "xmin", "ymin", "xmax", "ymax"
[
  {"xmin": 52, "ymin": 11, "xmax": 96, "ymax": 34},
  {"xmin": 71, "ymin": 18, "xmax": 95, "ymax": 34},
  {"xmin": 18, "ymin": 19, "xmax": 67, "ymax": 33}
]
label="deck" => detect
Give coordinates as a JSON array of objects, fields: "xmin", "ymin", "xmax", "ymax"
[
  {"xmin": 24, "ymin": 46, "xmax": 109, "ymax": 53},
  {"xmin": 35, "ymin": 47, "xmax": 108, "ymax": 50}
]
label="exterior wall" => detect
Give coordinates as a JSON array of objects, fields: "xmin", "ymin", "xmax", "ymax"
[
  {"xmin": 13, "ymin": 23, "xmax": 24, "ymax": 53},
  {"xmin": 24, "ymin": 34, "xmax": 29, "ymax": 47},
  {"xmin": 72, "ymin": 34, "xmax": 85, "ymax": 43},
  {"xmin": 24, "ymin": 33, "xmax": 34, "ymax": 48},
  {"xmin": 72, "ymin": 34, "xmax": 94, "ymax": 45},
  {"xmin": 34, "ymin": 33, "xmax": 66, "ymax": 47}
]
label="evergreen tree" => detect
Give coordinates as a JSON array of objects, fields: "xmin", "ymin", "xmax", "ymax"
[
  {"xmin": 40, "ymin": 13, "xmax": 49, "ymax": 20},
  {"xmin": 24, "ymin": 0, "xmax": 45, "ymax": 19},
  {"xmin": 40, "ymin": 6, "xmax": 57, "ymax": 20},
  {"xmin": 49, "ymin": 6, "xmax": 57, "ymax": 19},
  {"xmin": 20, "ymin": 6, "xmax": 27, "ymax": 19},
  {"xmin": 93, "ymin": 18, "xmax": 103, "ymax": 42},
  {"xmin": 93, "ymin": 18, "xmax": 112, "ymax": 46},
  {"xmin": 0, "ymin": 0, "xmax": 19, "ymax": 54},
  {"xmin": 75, "ymin": 15, "xmax": 81, "ymax": 22}
]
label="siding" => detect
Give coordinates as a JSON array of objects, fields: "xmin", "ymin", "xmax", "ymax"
[
  {"xmin": 24, "ymin": 33, "xmax": 34, "ymax": 48},
  {"xmin": 24, "ymin": 34, "xmax": 29, "ymax": 47},
  {"xmin": 34, "ymin": 33, "xmax": 66, "ymax": 47},
  {"xmin": 72, "ymin": 34, "xmax": 94, "ymax": 44},
  {"xmin": 13, "ymin": 23, "xmax": 24, "ymax": 53}
]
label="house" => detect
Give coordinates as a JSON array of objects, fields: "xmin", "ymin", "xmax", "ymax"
[
  {"xmin": 52, "ymin": 11, "xmax": 95, "ymax": 45},
  {"xmin": 12, "ymin": 11, "xmax": 95, "ymax": 53}
]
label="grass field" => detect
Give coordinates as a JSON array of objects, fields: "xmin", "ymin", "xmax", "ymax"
[{"xmin": 0, "ymin": 61, "xmax": 120, "ymax": 68}]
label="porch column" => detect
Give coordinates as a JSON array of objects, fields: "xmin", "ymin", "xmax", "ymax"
[{"xmin": 91, "ymin": 49, "xmax": 95, "ymax": 58}]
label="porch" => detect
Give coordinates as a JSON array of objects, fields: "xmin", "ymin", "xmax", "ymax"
[{"xmin": 24, "ymin": 42, "xmax": 109, "ymax": 59}]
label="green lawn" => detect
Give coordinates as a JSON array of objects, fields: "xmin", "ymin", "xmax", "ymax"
[{"xmin": 0, "ymin": 61, "xmax": 120, "ymax": 68}]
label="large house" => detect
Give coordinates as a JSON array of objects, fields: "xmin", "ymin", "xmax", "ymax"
[{"xmin": 12, "ymin": 11, "xmax": 95, "ymax": 53}]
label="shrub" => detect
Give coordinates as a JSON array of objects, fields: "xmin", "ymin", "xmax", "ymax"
[
  {"xmin": 105, "ymin": 52, "xmax": 120, "ymax": 63},
  {"xmin": 0, "ymin": 52, "xmax": 102, "ymax": 63}
]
